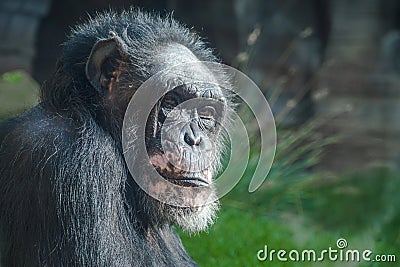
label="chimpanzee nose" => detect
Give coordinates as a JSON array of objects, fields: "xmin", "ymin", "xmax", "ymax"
[{"xmin": 183, "ymin": 123, "xmax": 202, "ymax": 146}]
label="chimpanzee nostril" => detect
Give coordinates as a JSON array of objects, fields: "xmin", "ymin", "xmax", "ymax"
[
  {"xmin": 182, "ymin": 122, "xmax": 202, "ymax": 146},
  {"xmin": 184, "ymin": 132, "xmax": 201, "ymax": 146}
]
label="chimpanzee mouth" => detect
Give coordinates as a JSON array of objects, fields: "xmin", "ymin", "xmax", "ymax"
[
  {"xmin": 149, "ymin": 153, "xmax": 211, "ymax": 187},
  {"xmin": 165, "ymin": 176, "xmax": 209, "ymax": 187}
]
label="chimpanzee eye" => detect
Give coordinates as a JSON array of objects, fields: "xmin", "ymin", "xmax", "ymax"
[
  {"xmin": 162, "ymin": 92, "xmax": 180, "ymax": 110},
  {"xmin": 198, "ymin": 105, "xmax": 216, "ymax": 119},
  {"xmin": 198, "ymin": 105, "xmax": 217, "ymax": 131}
]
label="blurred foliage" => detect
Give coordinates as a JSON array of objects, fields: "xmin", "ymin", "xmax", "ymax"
[
  {"xmin": 1, "ymin": 71, "xmax": 23, "ymax": 83},
  {"xmin": 224, "ymin": 119, "xmax": 336, "ymax": 213},
  {"xmin": 0, "ymin": 70, "xmax": 39, "ymax": 120}
]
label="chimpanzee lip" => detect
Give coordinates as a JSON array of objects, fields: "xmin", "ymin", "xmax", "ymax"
[
  {"xmin": 166, "ymin": 176, "xmax": 210, "ymax": 187},
  {"xmin": 149, "ymin": 152, "xmax": 210, "ymax": 187}
]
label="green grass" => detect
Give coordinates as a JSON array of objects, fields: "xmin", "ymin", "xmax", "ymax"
[{"xmin": 180, "ymin": 208, "xmax": 297, "ymax": 267}]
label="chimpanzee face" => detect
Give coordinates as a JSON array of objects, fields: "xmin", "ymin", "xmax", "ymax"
[{"xmin": 146, "ymin": 84, "xmax": 226, "ymax": 188}]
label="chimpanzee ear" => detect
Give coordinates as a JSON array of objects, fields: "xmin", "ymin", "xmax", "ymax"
[{"xmin": 86, "ymin": 31, "xmax": 128, "ymax": 91}]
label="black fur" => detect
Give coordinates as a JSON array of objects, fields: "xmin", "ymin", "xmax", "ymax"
[{"xmin": 0, "ymin": 9, "xmax": 221, "ymax": 266}]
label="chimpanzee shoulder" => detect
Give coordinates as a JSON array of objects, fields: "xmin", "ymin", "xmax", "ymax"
[{"xmin": 0, "ymin": 105, "xmax": 76, "ymax": 149}]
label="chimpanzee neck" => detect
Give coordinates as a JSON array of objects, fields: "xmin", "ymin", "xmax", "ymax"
[{"xmin": 64, "ymin": 116, "xmax": 196, "ymax": 266}]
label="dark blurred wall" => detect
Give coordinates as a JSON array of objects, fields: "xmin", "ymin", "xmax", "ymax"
[
  {"xmin": 32, "ymin": 0, "xmax": 170, "ymax": 83},
  {"xmin": 233, "ymin": 0, "xmax": 330, "ymax": 125},
  {"xmin": 317, "ymin": 0, "xmax": 400, "ymax": 171},
  {"xmin": 0, "ymin": 0, "xmax": 50, "ymax": 74},
  {"xmin": 32, "ymin": 0, "xmax": 239, "ymax": 84}
]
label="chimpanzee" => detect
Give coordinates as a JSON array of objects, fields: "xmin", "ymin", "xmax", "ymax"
[{"xmin": 0, "ymin": 9, "xmax": 231, "ymax": 266}]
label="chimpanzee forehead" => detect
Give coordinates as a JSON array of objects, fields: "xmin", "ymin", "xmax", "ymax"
[
  {"xmin": 155, "ymin": 43, "xmax": 199, "ymax": 68},
  {"xmin": 172, "ymin": 82, "xmax": 225, "ymax": 100},
  {"xmin": 149, "ymin": 43, "xmax": 225, "ymax": 99}
]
